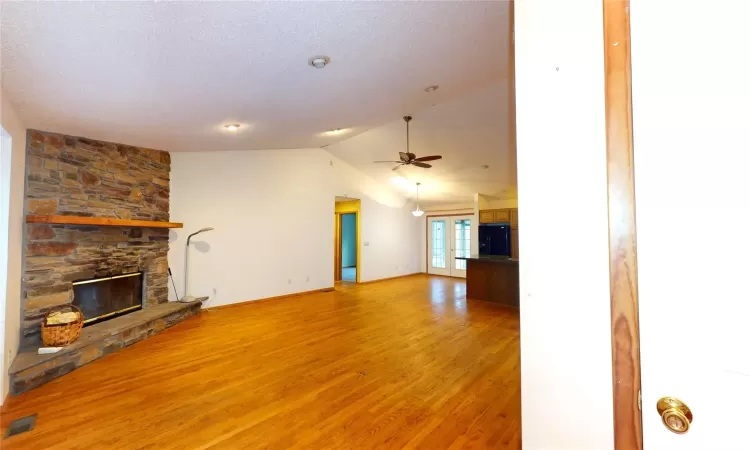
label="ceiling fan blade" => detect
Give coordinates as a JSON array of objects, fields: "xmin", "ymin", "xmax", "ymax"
[
  {"xmin": 399, "ymin": 152, "xmax": 410, "ymax": 163},
  {"xmin": 392, "ymin": 164, "xmax": 403, "ymax": 171},
  {"xmin": 373, "ymin": 161, "xmax": 403, "ymax": 163},
  {"xmin": 412, "ymin": 162, "xmax": 432, "ymax": 168},
  {"xmin": 413, "ymin": 155, "xmax": 442, "ymax": 162}
]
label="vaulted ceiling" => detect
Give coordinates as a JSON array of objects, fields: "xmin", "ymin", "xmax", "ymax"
[
  {"xmin": 327, "ymin": 81, "xmax": 516, "ymax": 206},
  {"xmin": 1, "ymin": 1, "xmax": 510, "ymax": 153}
]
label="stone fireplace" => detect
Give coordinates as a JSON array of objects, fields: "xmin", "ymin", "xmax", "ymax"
[
  {"xmin": 10, "ymin": 130, "xmax": 200, "ymax": 395},
  {"xmin": 22, "ymin": 130, "xmax": 172, "ymax": 345}
]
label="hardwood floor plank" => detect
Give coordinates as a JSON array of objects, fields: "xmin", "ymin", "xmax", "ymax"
[{"xmin": 0, "ymin": 275, "xmax": 520, "ymax": 449}]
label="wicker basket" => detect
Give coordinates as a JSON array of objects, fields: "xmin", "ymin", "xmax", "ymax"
[{"xmin": 41, "ymin": 304, "xmax": 84, "ymax": 346}]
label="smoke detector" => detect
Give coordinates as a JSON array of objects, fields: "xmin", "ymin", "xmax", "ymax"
[{"xmin": 309, "ymin": 55, "xmax": 331, "ymax": 69}]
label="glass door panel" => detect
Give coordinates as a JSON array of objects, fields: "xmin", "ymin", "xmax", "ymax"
[
  {"xmin": 454, "ymin": 219, "xmax": 471, "ymax": 270},
  {"xmin": 451, "ymin": 218, "xmax": 471, "ymax": 278},
  {"xmin": 428, "ymin": 218, "xmax": 450, "ymax": 276}
]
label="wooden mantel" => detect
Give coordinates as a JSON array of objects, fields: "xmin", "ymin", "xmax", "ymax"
[{"xmin": 26, "ymin": 215, "xmax": 183, "ymax": 228}]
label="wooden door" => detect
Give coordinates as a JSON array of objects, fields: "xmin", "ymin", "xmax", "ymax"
[{"xmin": 632, "ymin": 0, "xmax": 750, "ymax": 447}]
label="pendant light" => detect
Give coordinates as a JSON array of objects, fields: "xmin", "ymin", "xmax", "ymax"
[{"xmin": 412, "ymin": 182, "xmax": 425, "ymax": 217}]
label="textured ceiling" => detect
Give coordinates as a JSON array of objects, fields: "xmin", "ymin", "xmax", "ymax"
[
  {"xmin": 1, "ymin": 1, "xmax": 509, "ymax": 152},
  {"xmin": 327, "ymin": 81, "xmax": 516, "ymax": 205}
]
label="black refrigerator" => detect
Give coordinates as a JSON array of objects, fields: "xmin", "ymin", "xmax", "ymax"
[{"xmin": 478, "ymin": 224, "xmax": 511, "ymax": 256}]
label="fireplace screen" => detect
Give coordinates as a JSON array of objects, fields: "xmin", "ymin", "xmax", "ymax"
[{"xmin": 72, "ymin": 272, "xmax": 143, "ymax": 326}]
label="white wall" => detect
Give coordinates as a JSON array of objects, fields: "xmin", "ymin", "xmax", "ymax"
[
  {"xmin": 515, "ymin": 0, "xmax": 614, "ymax": 449},
  {"xmin": 478, "ymin": 194, "xmax": 518, "ymax": 210},
  {"xmin": 0, "ymin": 88, "xmax": 26, "ymax": 404},
  {"xmin": 168, "ymin": 149, "xmax": 421, "ymax": 308}
]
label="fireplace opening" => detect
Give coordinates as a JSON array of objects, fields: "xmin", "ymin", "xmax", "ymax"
[{"xmin": 72, "ymin": 272, "xmax": 143, "ymax": 326}]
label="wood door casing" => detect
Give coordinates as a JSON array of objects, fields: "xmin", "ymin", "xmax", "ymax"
[
  {"xmin": 603, "ymin": 1, "xmax": 642, "ymax": 448},
  {"xmin": 334, "ymin": 213, "xmax": 342, "ymax": 282},
  {"xmin": 511, "ymin": 227, "xmax": 519, "ymax": 260}
]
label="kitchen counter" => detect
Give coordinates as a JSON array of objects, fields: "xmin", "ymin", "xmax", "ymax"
[
  {"xmin": 455, "ymin": 255, "xmax": 519, "ymax": 264},
  {"xmin": 459, "ymin": 255, "xmax": 519, "ymax": 307}
]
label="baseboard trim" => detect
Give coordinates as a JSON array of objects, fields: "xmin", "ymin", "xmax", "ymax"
[
  {"xmin": 358, "ymin": 273, "xmax": 423, "ymax": 285},
  {"xmin": 205, "ymin": 287, "xmax": 335, "ymax": 311}
]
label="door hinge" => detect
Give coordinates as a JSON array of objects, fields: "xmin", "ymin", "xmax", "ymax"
[{"xmin": 638, "ymin": 390, "xmax": 642, "ymax": 411}]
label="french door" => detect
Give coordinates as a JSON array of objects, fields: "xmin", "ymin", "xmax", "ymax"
[
  {"xmin": 632, "ymin": 0, "xmax": 749, "ymax": 447},
  {"xmin": 427, "ymin": 216, "xmax": 472, "ymax": 278}
]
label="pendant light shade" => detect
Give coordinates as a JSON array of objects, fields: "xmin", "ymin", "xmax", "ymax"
[{"xmin": 412, "ymin": 182, "xmax": 425, "ymax": 217}]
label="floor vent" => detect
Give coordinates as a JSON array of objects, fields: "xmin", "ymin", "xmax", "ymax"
[{"xmin": 3, "ymin": 414, "xmax": 37, "ymax": 439}]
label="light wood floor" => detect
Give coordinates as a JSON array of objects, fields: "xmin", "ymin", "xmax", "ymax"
[{"xmin": 1, "ymin": 275, "xmax": 520, "ymax": 449}]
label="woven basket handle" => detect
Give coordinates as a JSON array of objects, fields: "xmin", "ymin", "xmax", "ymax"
[{"xmin": 43, "ymin": 304, "xmax": 84, "ymax": 325}]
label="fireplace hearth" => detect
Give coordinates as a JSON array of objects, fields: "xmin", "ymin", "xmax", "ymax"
[{"xmin": 73, "ymin": 272, "xmax": 143, "ymax": 326}]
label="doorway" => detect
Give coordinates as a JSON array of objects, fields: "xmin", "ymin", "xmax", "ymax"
[
  {"xmin": 340, "ymin": 213, "xmax": 356, "ymax": 282},
  {"xmin": 427, "ymin": 215, "xmax": 472, "ymax": 278},
  {"xmin": 334, "ymin": 198, "xmax": 360, "ymax": 283}
]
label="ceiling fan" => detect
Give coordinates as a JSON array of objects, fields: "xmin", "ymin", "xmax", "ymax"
[{"xmin": 374, "ymin": 116, "xmax": 442, "ymax": 171}]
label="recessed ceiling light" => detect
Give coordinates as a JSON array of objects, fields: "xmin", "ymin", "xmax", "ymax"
[
  {"xmin": 309, "ymin": 55, "xmax": 331, "ymax": 69},
  {"xmin": 224, "ymin": 124, "xmax": 240, "ymax": 132},
  {"xmin": 424, "ymin": 85, "xmax": 439, "ymax": 93}
]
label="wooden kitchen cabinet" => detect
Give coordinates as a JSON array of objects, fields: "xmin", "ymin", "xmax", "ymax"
[
  {"xmin": 479, "ymin": 210, "xmax": 496, "ymax": 223},
  {"xmin": 479, "ymin": 209, "xmax": 511, "ymax": 223}
]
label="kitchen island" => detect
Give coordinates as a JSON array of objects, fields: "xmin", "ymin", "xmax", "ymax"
[{"xmin": 456, "ymin": 255, "xmax": 519, "ymax": 307}]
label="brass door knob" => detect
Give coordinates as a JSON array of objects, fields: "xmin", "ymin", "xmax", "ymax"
[{"xmin": 657, "ymin": 397, "xmax": 693, "ymax": 434}]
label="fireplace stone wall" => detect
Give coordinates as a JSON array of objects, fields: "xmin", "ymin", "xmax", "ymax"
[{"xmin": 22, "ymin": 130, "xmax": 171, "ymax": 345}]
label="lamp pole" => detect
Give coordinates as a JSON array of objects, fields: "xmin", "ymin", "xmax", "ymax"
[{"xmin": 180, "ymin": 227, "xmax": 214, "ymax": 303}]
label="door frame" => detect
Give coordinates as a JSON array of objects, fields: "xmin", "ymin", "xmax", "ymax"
[
  {"xmin": 334, "ymin": 212, "xmax": 342, "ymax": 282},
  {"xmin": 603, "ymin": 1, "xmax": 643, "ymax": 449},
  {"xmin": 334, "ymin": 200, "xmax": 361, "ymax": 283},
  {"xmin": 424, "ymin": 212, "xmax": 474, "ymax": 278}
]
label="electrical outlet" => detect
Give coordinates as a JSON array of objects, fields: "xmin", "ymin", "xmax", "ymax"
[
  {"xmin": 364, "ymin": 241, "xmax": 370, "ymax": 247},
  {"xmin": 288, "ymin": 279, "xmax": 292, "ymax": 285},
  {"xmin": 306, "ymin": 276, "xmax": 310, "ymax": 282}
]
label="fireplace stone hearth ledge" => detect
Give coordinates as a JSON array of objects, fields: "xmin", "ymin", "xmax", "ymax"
[{"xmin": 9, "ymin": 301, "xmax": 202, "ymax": 395}]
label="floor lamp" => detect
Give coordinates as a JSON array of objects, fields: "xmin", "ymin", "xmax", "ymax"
[{"xmin": 180, "ymin": 227, "xmax": 214, "ymax": 303}]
